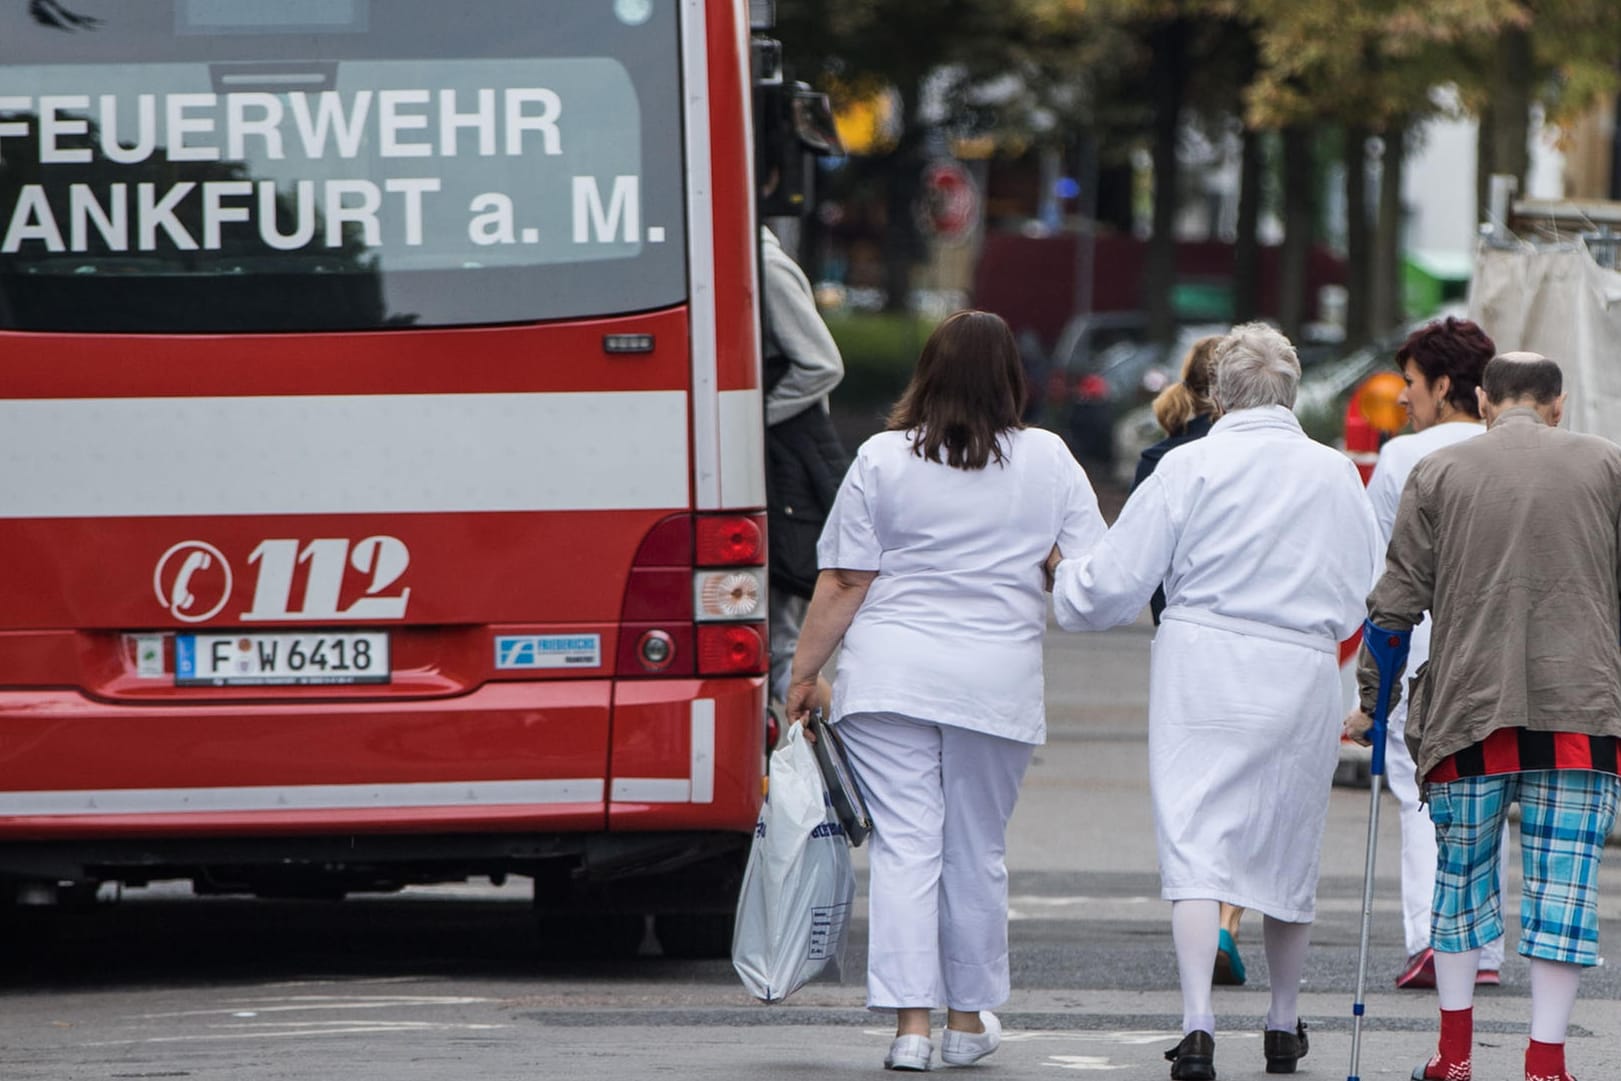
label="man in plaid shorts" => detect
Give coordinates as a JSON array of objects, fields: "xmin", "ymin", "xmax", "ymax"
[{"xmin": 1349, "ymin": 352, "xmax": 1621, "ymax": 1081}]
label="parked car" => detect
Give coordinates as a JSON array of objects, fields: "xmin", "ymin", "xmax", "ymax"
[
  {"xmin": 1047, "ymin": 316, "xmax": 1229, "ymax": 466},
  {"xmin": 1040, "ymin": 312, "xmax": 1144, "ymax": 465}
]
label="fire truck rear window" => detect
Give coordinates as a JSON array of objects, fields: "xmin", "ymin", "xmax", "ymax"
[{"xmin": 0, "ymin": 2, "xmax": 687, "ymax": 331}]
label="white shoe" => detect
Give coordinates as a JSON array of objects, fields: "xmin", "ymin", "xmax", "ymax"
[
  {"xmin": 885, "ymin": 1034, "xmax": 933, "ymax": 1071},
  {"xmin": 941, "ymin": 1012, "xmax": 1001, "ymax": 1067}
]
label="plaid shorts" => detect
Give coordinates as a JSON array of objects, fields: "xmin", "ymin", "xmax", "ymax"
[{"xmin": 1428, "ymin": 770, "xmax": 1620, "ymax": 965}]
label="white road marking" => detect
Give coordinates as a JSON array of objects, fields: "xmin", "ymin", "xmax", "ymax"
[
  {"xmin": 134, "ymin": 994, "xmax": 491, "ymax": 1019},
  {"xmin": 1008, "ymin": 894, "xmax": 1407, "ymax": 919},
  {"xmin": 90, "ymin": 991, "xmax": 507, "ymax": 1046},
  {"xmin": 864, "ymin": 1028, "xmax": 1258, "ymax": 1047},
  {"xmin": 85, "ymin": 1021, "xmax": 506, "ymax": 1045}
]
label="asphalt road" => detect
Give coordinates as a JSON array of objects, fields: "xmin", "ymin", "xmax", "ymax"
[{"xmin": 2, "ymin": 612, "xmax": 1618, "ymax": 1080}]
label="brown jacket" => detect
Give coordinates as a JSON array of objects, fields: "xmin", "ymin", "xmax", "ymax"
[{"xmin": 1359, "ymin": 408, "xmax": 1621, "ymax": 782}]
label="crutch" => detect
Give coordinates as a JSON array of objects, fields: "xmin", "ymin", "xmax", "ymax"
[{"xmin": 1348, "ymin": 619, "xmax": 1411, "ymax": 1081}]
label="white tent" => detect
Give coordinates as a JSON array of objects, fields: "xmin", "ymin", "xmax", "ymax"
[{"xmin": 1469, "ymin": 238, "xmax": 1621, "ymax": 441}]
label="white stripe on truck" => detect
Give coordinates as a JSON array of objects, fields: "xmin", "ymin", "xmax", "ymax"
[
  {"xmin": 1, "ymin": 699, "xmax": 724, "ymax": 816},
  {"xmin": 680, "ymin": 0, "xmax": 720, "ymax": 510},
  {"xmin": 0, "ymin": 779, "xmax": 606, "ymax": 816},
  {"xmin": 0, "ymin": 391, "xmax": 689, "ymax": 518}
]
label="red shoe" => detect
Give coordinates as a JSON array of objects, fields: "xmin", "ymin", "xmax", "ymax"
[
  {"xmin": 1475, "ymin": 969, "xmax": 1500, "ymax": 986},
  {"xmin": 1413, "ymin": 1057, "xmax": 1471, "ymax": 1081},
  {"xmin": 1396, "ymin": 948, "xmax": 1437, "ymax": 989},
  {"xmin": 1526, "ymin": 1037, "xmax": 1574, "ymax": 1081}
]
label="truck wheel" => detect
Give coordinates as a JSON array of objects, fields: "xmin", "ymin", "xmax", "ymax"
[
  {"xmin": 535, "ymin": 913, "xmax": 647, "ymax": 960},
  {"xmin": 655, "ymin": 912, "xmax": 734, "ymax": 959}
]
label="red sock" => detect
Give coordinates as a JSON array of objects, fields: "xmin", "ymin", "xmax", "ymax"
[
  {"xmin": 1525, "ymin": 1039, "xmax": 1566, "ymax": 1081},
  {"xmin": 1423, "ymin": 1008, "xmax": 1473, "ymax": 1081}
]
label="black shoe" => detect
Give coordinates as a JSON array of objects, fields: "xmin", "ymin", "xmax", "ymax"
[
  {"xmin": 1165, "ymin": 1031, "xmax": 1216, "ymax": 1081},
  {"xmin": 1264, "ymin": 1020, "xmax": 1309, "ymax": 1074}
]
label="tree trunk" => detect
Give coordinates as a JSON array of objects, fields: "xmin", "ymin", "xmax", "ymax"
[
  {"xmin": 1490, "ymin": 26, "xmax": 1533, "ymax": 198},
  {"xmin": 1278, "ymin": 125, "xmax": 1314, "ymax": 342},
  {"xmin": 1611, "ymin": 91, "xmax": 1621, "ymax": 201},
  {"xmin": 1475, "ymin": 103, "xmax": 1495, "ymax": 226},
  {"xmin": 881, "ymin": 78, "xmax": 926, "ymax": 313},
  {"xmin": 1233, "ymin": 125, "xmax": 1263, "ymax": 323},
  {"xmin": 1372, "ymin": 120, "xmax": 1406, "ymax": 337},
  {"xmin": 799, "ymin": 198, "xmax": 824, "ymax": 285},
  {"xmin": 1344, "ymin": 125, "xmax": 1372, "ymax": 349},
  {"xmin": 1145, "ymin": 19, "xmax": 1188, "ymax": 345}
]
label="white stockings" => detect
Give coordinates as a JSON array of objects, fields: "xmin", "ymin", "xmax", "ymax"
[
  {"xmin": 1173, "ymin": 900, "xmax": 1313, "ymax": 1035},
  {"xmin": 1171, "ymin": 899, "xmax": 1220, "ymax": 1035},
  {"xmin": 1262, "ymin": 915, "xmax": 1311, "ymax": 1031},
  {"xmin": 1528, "ymin": 958, "xmax": 1581, "ymax": 1044}
]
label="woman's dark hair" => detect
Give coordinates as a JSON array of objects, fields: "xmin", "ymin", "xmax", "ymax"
[
  {"xmin": 1396, "ymin": 317, "xmax": 1495, "ymax": 419},
  {"xmin": 885, "ymin": 309, "xmax": 1026, "ymax": 470}
]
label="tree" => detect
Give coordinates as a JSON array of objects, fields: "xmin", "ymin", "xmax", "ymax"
[
  {"xmin": 775, "ymin": 0, "xmax": 1073, "ymax": 311},
  {"xmin": 1070, "ymin": 1, "xmax": 1267, "ymax": 342},
  {"xmin": 1246, "ymin": 0, "xmax": 1515, "ymax": 344},
  {"xmin": 1473, "ymin": 2, "xmax": 1621, "ymax": 222},
  {"xmin": 1231, "ymin": 25, "xmax": 1265, "ymax": 324},
  {"xmin": 1276, "ymin": 126, "xmax": 1316, "ymax": 342},
  {"xmin": 1372, "ymin": 119, "xmax": 1408, "ymax": 334},
  {"xmin": 1143, "ymin": 16, "xmax": 1190, "ymax": 344}
]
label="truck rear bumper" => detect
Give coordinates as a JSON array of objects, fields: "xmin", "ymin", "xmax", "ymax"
[{"xmin": 0, "ymin": 677, "xmax": 766, "ymax": 841}]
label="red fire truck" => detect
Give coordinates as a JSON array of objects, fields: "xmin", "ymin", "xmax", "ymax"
[{"xmin": 0, "ymin": 0, "xmax": 802, "ymax": 956}]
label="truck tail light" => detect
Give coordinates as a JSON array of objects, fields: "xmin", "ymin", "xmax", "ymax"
[
  {"xmin": 618, "ymin": 514, "xmax": 696, "ymax": 676},
  {"xmin": 695, "ymin": 515, "xmax": 765, "ymax": 566},
  {"xmin": 618, "ymin": 513, "xmax": 768, "ymax": 677},
  {"xmin": 697, "ymin": 623, "xmax": 766, "ymax": 675},
  {"xmin": 694, "ymin": 568, "xmax": 764, "ymax": 621}
]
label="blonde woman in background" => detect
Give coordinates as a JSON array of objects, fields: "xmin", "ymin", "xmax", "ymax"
[
  {"xmin": 1132, "ymin": 336, "xmax": 1222, "ymax": 500},
  {"xmin": 1129, "ymin": 336, "xmax": 1249, "ymax": 988}
]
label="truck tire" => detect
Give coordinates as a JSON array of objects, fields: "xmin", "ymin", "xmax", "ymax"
[
  {"xmin": 655, "ymin": 912, "xmax": 735, "ymax": 959},
  {"xmin": 534, "ymin": 912, "xmax": 647, "ymax": 960}
]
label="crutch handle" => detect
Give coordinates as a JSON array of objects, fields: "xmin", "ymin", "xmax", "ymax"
[{"xmin": 1361, "ymin": 618, "xmax": 1411, "ymax": 777}]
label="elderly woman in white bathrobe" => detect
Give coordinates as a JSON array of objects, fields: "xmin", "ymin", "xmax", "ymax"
[{"xmin": 1048, "ymin": 323, "xmax": 1381, "ymax": 1081}]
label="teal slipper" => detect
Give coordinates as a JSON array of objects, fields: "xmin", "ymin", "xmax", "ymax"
[{"xmin": 1214, "ymin": 928, "xmax": 1247, "ymax": 985}]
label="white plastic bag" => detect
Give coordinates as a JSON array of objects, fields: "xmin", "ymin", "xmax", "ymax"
[{"xmin": 731, "ymin": 723, "xmax": 857, "ymax": 1002}]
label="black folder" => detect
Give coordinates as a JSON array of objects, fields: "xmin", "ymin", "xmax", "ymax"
[{"xmin": 807, "ymin": 709, "xmax": 872, "ymax": 847}]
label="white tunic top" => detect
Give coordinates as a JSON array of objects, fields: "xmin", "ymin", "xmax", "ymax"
[
  {"xmin": 818, "ymin": 427, "xmax": 1106, "ymax": 744},
  {"xmin": 1051, "ymin": 406, "xmax": 1382, "ymax": 921}
]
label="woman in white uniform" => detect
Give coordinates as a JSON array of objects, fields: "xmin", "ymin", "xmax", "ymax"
[
  {"xmin": 1356, "ymin": 317, "xmax": 1504, "ymax": 990},
  {"xmin": 786, "ymin": 310, "xmax": 1107, "ymax": 1073},
  {"xmin": 1048, "ymin": 323, "xmax": 1382, "ymax": 1080}
]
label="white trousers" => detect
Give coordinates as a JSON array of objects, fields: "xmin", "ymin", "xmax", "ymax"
[
  {"xmin": 1387, "ymin": 701, "xmax": 1506, "ymax": 968},
  {"xmin": 835, "ymin": 712, "xmax": 1035, "ymax": 1011}
]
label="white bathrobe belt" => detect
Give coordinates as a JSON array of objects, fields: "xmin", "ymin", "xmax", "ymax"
[{"xmin": 1160, "ymin": 606, "xmax": 1337, "ymax": 656}]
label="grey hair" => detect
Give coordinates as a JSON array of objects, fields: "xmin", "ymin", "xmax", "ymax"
[{"xmin": 1211, "ymin": 322, "xmax": 1302, "ymax": 411}]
